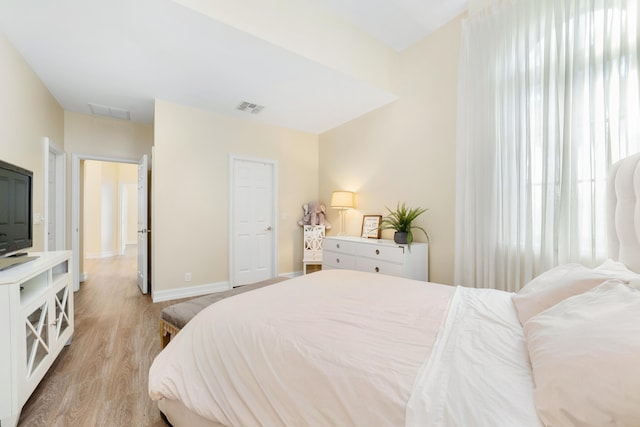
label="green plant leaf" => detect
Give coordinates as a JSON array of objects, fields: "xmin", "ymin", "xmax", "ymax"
[{"xmin": 379, "ymin": 202, "xmax": 429, "ymax": 246}]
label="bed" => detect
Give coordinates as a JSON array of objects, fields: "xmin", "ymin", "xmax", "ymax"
[{"xmin": 149, "ymin": 153, "xmax": 640, "ymax": 427}]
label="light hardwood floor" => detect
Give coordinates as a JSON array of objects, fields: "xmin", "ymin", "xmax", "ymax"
[{"xmin": 18, "ymin": 247, "xmax": 174, "ymax": 427}]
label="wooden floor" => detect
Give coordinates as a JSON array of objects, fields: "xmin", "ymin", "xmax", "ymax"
[{"xmin": 18, "ymin": 246, "xmax": 174, "ymax": 427}]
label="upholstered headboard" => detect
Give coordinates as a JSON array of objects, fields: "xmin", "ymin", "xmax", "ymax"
[{"xmin": 608, "ymin": 152, "xmax": 640, "ymax": 273}]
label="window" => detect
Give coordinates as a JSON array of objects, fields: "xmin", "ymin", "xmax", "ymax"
[{"xmin": 456, "ymin": 0, "xmax": 640, "ymax": 290}]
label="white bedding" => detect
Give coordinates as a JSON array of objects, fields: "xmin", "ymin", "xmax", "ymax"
[
  {"xmin": 149, "ymin": 270, "xmax": 541, "ymax": 426},
  {"xmin": 407, "ymin": 286, "xmax": 542, "ymax": 427},
  {"xmin": 149, "ymin": 270, "xmax": 454, "ymax": 426}
]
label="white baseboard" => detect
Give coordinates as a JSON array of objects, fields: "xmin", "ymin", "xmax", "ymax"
[{"xmin": 152, "ymin": 281, "xmax": 230, "ymax": 303}]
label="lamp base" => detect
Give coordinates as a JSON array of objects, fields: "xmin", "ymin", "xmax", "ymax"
[{"xmin": 337, "ymin": 209, "xmax": 347, "ymax": 236}]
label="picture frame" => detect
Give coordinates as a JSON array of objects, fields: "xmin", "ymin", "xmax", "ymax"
[{"xmin": 361, "ymin": 215, "xmax": 382, "ymax": 239}]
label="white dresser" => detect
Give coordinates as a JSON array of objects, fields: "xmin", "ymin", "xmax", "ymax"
[
  {"xmin": 322, "ymin": 236, "xmax": 428, "ymax": 281},
  {"xmin": 0, "ymin": 251, "xmax": 74, "ymax": 427}
]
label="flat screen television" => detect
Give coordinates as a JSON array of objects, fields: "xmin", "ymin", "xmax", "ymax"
[{"xmin": 0, "ymin": 159, "xmax": 33, "ymax": 262}]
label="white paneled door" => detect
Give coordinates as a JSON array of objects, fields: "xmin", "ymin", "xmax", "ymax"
[
  {"xmin": 230, "ymin": 157, "xmax": 277, "ymax": 286},
  {"xmin": 137, "ymin": 155, "xmax": 149, "ymax": 294}
]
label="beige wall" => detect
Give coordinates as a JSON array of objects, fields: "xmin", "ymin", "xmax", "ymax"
[
  {"xmin": 64, "ymin": 112, "xmax": 152, "ymax": 274},
  {"xmin": 153, "ymin": 99, "xmax": 319, "ymax": 292},
  {"xmin": 318, "ymin": 15, "xmax": 463, "ymax": 285},
  {"xmin": 2, "ymin": 13, "xmax": 463, "ymax": 288},
  {"xmin": 64, "ymin": 111, "xmax": 153, "ymax": 159},
  {"xmin": 83, "ymin": 161, "xmax": 103, "ymax": 256},
  {"xmin": 118, "ymin": 163, "xmax": 138, "ymax": 246},
  {"xmin": 0, "ymin": 33, "xmax": 64, "ymax": 252},
  {"xmin": 83, "ymin": 160, "xmax": 138, "ymax": 258},
  {"xmin": 125, "ymin": 183, "xmax": 138, "ymax": 244}
]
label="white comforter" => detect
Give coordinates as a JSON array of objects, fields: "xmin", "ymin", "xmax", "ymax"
[
  {"xmin": 149, "ymin": 270, "xmax": 454, "ymax": 426},
  {"xmin": 149, "ymin": 270, "xmax": 542, "ymax": 426},
  {"xmin": 406, "ymin": 286, "xmax": 542, "ymax": 427}
]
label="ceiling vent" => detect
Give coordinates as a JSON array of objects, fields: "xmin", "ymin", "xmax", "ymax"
[
  {"xmin": 88, "ymin": 103, "xmax": 131, "ymax": 121},
  {"xmin": 236, "ymin": 101, "xmax": 264, "ymax": 114}
]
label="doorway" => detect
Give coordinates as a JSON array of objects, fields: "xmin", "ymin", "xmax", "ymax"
[
  {"xmin": 83, "ymin": 160, "xmax": 137, "ymax": 259},
  {"xmin": 72, "ymin": 154, "xmax": 149, "ymax": 293},
  {"xmin": 229, "ymin": 155, "xmax": 278, "ymax": 286}
]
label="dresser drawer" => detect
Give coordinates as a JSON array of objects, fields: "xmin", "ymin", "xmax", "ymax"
[
  {"xmin": 356, "ymin": 244, "xmax": 404, "ymax": 263},
  {"xmin": 323, "ymin": 238, "xmax": 359, "ymax": 255},
  {"xmin": 356, "ymin": 258, "xmax": 403, "ymax": 276},
  {"xmin": 323, "ymin": 251, "xmax": 356, "ymax": 270},
  {"xmin": 321, "ymin": 237, "xmax": 428, "ymax": 281}
]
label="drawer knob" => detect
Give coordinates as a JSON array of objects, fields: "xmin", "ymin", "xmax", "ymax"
[
  {"xmin": 337, "ymin": 244, "xmax": 340, "ymax": 249},
  {"xmin": 336, "ymin": 258, "xmax": 340, "ymax": 263},
  {"xmin": 375, "ymin": 267, "xmax": 380, "ymax": 273},
  {"xmin": 375, "ymin": 249, "xmax": 380, "ymax": 255}
]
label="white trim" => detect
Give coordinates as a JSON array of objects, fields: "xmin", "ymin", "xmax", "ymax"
[
  {"xmin": 150, "ymin": 146, "xmax": 155, "ymax": 302},
  {"xmin": 72, "ymin": 153, "xmax": 139, "ymax": 292},
  {"xmin": 228, "ymin": 155, "xmax": 279, "ymax": 286},
  {"xmin": 43, "ymin": 138, "xmax": 66, "ymax": 252},
  {"xmin": 72, "ymin": 154, "xmax": 80, "ymax": 291},
  {"xmin": 152, "ymin": 281, "xmax": 231, "ymax": 303}
]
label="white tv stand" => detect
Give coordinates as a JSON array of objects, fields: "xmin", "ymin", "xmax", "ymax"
[{"xmin": 0, "ymin": 251, "xmax": 74, "ymax": 427}]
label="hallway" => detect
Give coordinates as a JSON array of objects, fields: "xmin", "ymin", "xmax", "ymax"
[{"xmin": 19, "ymin": 247, "xmax": 170, "ymax": 426}]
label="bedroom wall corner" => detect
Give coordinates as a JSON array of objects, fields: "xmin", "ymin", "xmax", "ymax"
[{"xmin": 318, "ymin": 14, "xmax": 464, "ymax": 285}]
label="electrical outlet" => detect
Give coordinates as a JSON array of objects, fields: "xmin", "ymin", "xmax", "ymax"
[{"xmin": 185, "ymin": 273, "xmax": 192, "ymax": 282}]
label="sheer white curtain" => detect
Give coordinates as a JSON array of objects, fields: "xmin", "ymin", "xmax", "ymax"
[{"xmin": 455, "ymin": 0, "xmax": 640, "ymax": 291}]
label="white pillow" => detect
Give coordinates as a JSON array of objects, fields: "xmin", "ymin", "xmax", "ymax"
[
  {"xmin": 524, "ymin": 280, "xmax": 640, "ymax": 427},
  {"xmin": 511, "ymin": 264, "xmax": 610, "ymax": 325},
  {"xmin": 595, "ymin": 259, "xmax": 640, "ymax": 289}
]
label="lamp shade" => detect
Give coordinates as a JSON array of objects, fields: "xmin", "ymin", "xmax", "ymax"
[{"xmin": 330, "ymin": 191, "xmax": 355, "ymax": 209}]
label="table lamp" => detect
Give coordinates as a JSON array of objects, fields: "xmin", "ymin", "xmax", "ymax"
[{"xmin": 330, "ymin": 191, "xmax": 355, "ymax": 236}]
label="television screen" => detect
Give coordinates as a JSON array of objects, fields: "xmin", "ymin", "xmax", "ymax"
[{"xmin": 0, "ymin": 159, "xmax": 33, "ymax": 257}]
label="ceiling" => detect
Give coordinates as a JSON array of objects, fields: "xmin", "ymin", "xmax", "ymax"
[{"xmin": 0, "ymin": 0, "xmax": 467, "ymax": 134}]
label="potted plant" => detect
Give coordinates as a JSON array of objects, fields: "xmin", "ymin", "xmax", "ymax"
[{"xmin": 379, "ymin": 202, "xmax": 429, "ymax": 245}]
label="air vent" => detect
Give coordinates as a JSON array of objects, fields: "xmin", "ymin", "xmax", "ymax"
[
  {"xmin": 236, "ymin": 101, "xmax": 264, "ymax": 114},
  {"xmin": 88, "ymin": 103, "xmax": 131, "ymax": 121}
]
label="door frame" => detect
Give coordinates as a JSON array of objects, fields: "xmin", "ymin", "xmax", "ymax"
[
  {"xmin": 71, "ymin": 153, "xmax": 139, "ymax": 292},
  {"xmin": 43, "ymin": 137, "xmax": 66, "ymax": 252},
  {"xmin": 228, "ymin": 155, "xmax": 278, "ymax": 286}
]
